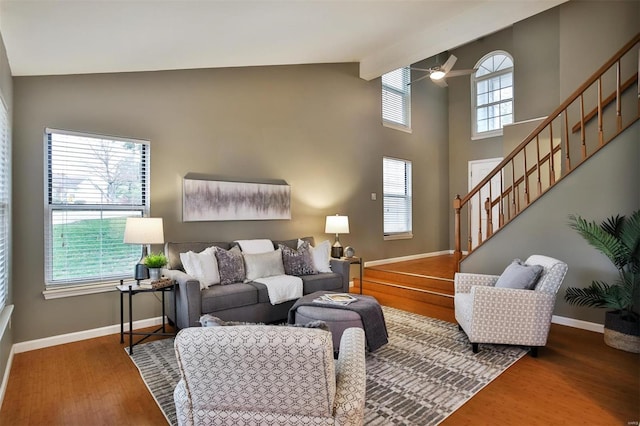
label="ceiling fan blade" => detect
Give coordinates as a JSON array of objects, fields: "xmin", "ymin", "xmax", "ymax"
[
  {"xmin": 409, "ymin": 67, "xmax": 432, "ymax": 72},
  {"xmin": 446, "ymin": 69, "xmax": 474, "ymax": 78},
  {"xmin": 407, "ymin": 73, "xmax": 433, "ymax": 86},
  {"xmin": 433, "ymin": 78, "xmax": 448, "ymax": 88},
  {"xmin": 442, "ymin": 54, "xmax": 457, "ymax": 73}
]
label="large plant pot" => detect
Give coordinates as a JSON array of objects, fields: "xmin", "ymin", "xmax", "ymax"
[{"xmin": 603, "ymin": 310, "xmax": 640, "ymax": 353}]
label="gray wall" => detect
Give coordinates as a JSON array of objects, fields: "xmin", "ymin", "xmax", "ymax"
[
  {"xmin": 12, "ymin": 63, "xmax": 449, "ymax": 342},
  {"xmin": 450, "ymin": 0, "xmax": 639, "ymax": 323},
  {"xmin": 0, "ymin": 30, "xmax": 13, "ymax": 402}
]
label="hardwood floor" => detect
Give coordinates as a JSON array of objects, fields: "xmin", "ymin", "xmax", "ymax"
[{"xmin": 1, "ymin": 255, "xmax": 638, "ymax": 425}]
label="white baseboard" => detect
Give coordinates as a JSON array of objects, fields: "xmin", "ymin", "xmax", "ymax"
[
  {"xmin": 551, "ymin": 315, "xmax": 604, "ymax": 333},
  {"xmin": 12, "ymin": 316, "xmax": 165, "ymax": 354},
  {"xmin": 365, "ymin": 250, "xmax": 453, "ymax": 268}
]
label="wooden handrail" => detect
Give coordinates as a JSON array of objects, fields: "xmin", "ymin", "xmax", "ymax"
[
  {"xmin": 454, "ymin": 33, "xmax": 640, "ymax": 265},
  {"xmin": 459, "ymin": 33, "xmax": 640, "ymax": 206}
]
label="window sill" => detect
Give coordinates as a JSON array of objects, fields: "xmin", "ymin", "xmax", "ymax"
[
  {"xmin": 471, "ymin": 129, "xmax": 503, "ymax": 140},
  {"xmin": 383, "ymin": 121, "xmax": 412, "ymax": 134},
  {"xmin": 43, "ymin": 281, "xmax": 121, "ymax": 300},
  {"xmin": 384, "ymin": 233, "xmax": 413, "ymax": 241}
]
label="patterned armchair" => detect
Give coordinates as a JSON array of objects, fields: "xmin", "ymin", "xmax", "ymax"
[
  {"xmin": 173, "ymin": 325, "xmax": 366, "ymax": 426},
  {"xmin": 454, "ymin": 255, "xmax": 568, "ymax": 357}
]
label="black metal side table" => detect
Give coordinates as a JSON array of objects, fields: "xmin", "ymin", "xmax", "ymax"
[
  {"xmin": 343, "ymin": 256, "xmax": 364, "ymax": 294},
  {"xmin": 117, "ymin": 279, "xmax": 177, "ymax": 355}
]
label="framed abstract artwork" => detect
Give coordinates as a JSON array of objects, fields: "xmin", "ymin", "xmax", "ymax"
[{"xmin": 183, "ymin": 174, "xmax": 291, "ymax": 221}]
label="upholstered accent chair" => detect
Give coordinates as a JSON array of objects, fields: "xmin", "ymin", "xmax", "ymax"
[
  {"xmin": 454, "ymin": 255, "xmax": 568, "ymax": 357},
  {"xmin": 173, "ymin": 325, "xmax": 366, "ymax": 426}
]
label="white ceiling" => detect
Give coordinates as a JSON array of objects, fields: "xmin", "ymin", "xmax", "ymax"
[{"xmin": 0, "ymin": 0, "xmax": 566, "ymax": 79}]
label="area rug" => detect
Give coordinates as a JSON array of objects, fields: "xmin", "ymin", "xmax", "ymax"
[{"xmin": 127, "ymin": 306, "xmax": 527, "ymax": 425}]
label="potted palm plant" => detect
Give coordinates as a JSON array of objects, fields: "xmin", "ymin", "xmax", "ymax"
[
  {"xmin": 144, "ymin": 252, "xmax": 168, "ymax": 280},
  {"xmin": 564, "ymin": 210, "xmax": 640, "ymax": 353}
]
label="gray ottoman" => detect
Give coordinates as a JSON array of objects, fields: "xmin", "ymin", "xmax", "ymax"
[{"xmin": 294, "ymin": 304, "xmax": 364, "ymax": 352}]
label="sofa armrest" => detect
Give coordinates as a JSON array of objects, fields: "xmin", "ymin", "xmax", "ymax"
[
  {"xmin": 334, "ymin": 327, "xmax": 366, "ymax": 424},
  {"xmin": 454, "ymin": 272, "xmax": 500, "ymax": 294},
  {"xmin": 468, "ymin": 286, "xmax": 556, "ymax": 345},
  {"xmin": 330, "ymin": 258, "xmax": 351, "ymax": 292},
  {"xmin": 163, "ymin": 269, "xmax": 202, "ymax": 329}
]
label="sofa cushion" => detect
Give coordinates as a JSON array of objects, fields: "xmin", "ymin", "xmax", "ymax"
[
  {"xmin": 180, "ymin": 247, "xmax": 220, "ymax": 289},
  {"xmin": 201, "ymin": 283, "xmax": 258, "ymax": 312},
  {"xmin": 165, "ymin": 241, "xmax": 230, "ymax": 271},
  {"xmin": 301, "ymin": 273, "xmax": 344, "ymax": 294},
  {"xmin": 279, "ymin": 242, "xmax": 317, "ymax": 276},
  {"xmin": 273, "ymin": 236, "xmax": 315, "ymax": 250},
  {"xmin": 215, "ymin": 246, "xmax": 246, "ymax": 285},
  {"xmin": 495, "ymin": 259, "xmax": 544, "ymax": 290},
  {"xmin": 244, "ymin": 249, "xmax": 285, "ymax": 281},
  {"xmin": 300, "ymin": 239, "xmax": 332, "ymax": 273}
]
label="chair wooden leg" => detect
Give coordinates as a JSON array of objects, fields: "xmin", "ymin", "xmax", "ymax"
[
  {"xmin": 530, "ymin": 346, "xmax": 539, "ymax": 357},
  {"xmin": 472, "ymin": 343, "xmax": 479, "ymax": 353}
]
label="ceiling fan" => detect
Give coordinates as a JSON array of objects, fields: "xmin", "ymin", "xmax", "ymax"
[{"xmin": 409, "ymin": 54, "xmax": 474, "ymax": 87}]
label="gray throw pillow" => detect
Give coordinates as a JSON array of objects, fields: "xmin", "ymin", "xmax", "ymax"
[
  {"xmin": 214, "ymin": 245, "xmax": 246, "ymax": 285},
  {"xmin": 495, "ymin": 259, "xmax": 544, "ymax": 290},
  {"xmin": 279, "ymin": 242, "xmax": 317, "ymax": 276}
]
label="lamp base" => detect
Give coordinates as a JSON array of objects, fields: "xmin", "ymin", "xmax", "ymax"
[
  {"xmin": 134, "ymin": 264, "xmax": 149, "ymax": 280},
  {"xmin": 331, "ymin": 246, "xmax": 343, "ymax": 258}
]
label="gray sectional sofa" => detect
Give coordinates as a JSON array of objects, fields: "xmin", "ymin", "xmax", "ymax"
[{"xmin": 163, "ymin": 237, "xmax": 350, "ymax": 329}]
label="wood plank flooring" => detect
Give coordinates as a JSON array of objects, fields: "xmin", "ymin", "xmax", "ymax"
[{"xmin": 1, "ymin": 255, "xmax": 638, "ymax": 425}]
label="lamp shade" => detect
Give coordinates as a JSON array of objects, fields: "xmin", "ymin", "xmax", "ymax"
[
  {"xmin": 123, "ymin": 217, "xmax": 165, "ymax": 244},
  {"xmin": 325, "ymin": 215, "xmax": 349, "ymax": 234}
]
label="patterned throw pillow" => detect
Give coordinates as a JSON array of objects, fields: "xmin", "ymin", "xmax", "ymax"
[
  {"xmin": 279, "ymin": 242, "xmax": 317, "ymax": 276},
  {"xmin": 214, "ymin": 245, "xmax": 246, "ymax": 285}
]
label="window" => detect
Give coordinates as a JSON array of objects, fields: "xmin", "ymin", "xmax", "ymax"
[
  {"xmin": 382, "ymin": 67, "xmax": 411, "ymax": 132},
  {"xmin": 471, "ymin": 51, "xmax": 513, "ymax": 139},
  {"xmin": 0, "ymin": 99, "xmax": 8, "ymax": 310},
  {"xmin": 44, "ymin": 129, "xmax": 149, "ymax": 288},
  {"xmin": 383, "ymin": 157, "xmax": 412, "ymax": 239}
]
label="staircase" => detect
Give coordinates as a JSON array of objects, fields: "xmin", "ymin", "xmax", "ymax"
[
  {"xmin": 354, "ymin": 256, "xmax": 456, "ymax": 322},
  {"xmin": 453, "ymin": 33, "xmax": 640, "ymax": 266}
]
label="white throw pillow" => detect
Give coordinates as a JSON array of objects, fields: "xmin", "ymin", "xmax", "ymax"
[
  {"xmin": 180, "ymin": 247, "xmax": 220, "ymax": 289},
  {"xmin": 298, "ymin": 239, "xmax": 332, "ymax": 273},
  {"xmin": 235, "ymin": 239, "xmax": 275, "ymax": 254},
  {"xmin": 244, "ymin": 249, "xmax": 285, "ymax": 281}
]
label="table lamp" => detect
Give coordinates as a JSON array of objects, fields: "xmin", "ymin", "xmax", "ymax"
[
  {"xmin": 124, "ymin": 217, "xmax": 165, "ymax": 280},
  {"xmin": 325, "ymin": 214, "xmax": 349, "ymax": 258}
]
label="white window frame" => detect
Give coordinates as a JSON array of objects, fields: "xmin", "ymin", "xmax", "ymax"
[
  {"xmin": 383, "ymin": 156, "xmax": 413, "ymax": 240},
  {"xmin": 382, "ymin": 67, "xmax": 412, "ymax": 133},
  {"xmin": 0, "ymin": 97, "xmax": 9, "ymax": 311},
  {"xmin": 43, "ymin": 128, "xmax": 150, "ymax": 298},
  {"xmin": 471, "ymin": 50, "xmax": 514, "ymax": 140}
]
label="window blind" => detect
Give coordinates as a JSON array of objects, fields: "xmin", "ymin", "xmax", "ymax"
[
  {"xmin": 0, "ymin": 100, "xmax": 9, "ymax": 309},
  {"xmin": 382, "ymin": 67, "xmax": 411, "ymax": 129},
  {"xmin": 383, "ymin": 157, "xmax": 412, "ymax": 235},
  {"xmin": 44, "ymin": 129, "xmax": 149, "ymax": 286}
]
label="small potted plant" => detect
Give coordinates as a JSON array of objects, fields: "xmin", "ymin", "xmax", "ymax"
[
  {"xmin": 144, "ymin": 252, "xmax": 168, "ymax": 280},
  {"xmin": 564, "ymin": 210, "xmax": 639, "ymax": 353}
]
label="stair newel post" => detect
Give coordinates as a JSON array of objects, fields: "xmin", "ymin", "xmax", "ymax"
[{"xmin": 453, "ymin": 195, "xmax": 462, "ymax": 263}]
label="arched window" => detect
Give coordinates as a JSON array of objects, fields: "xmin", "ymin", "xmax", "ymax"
[{"xmin": 471, "ymin": 51, "xmax": 513, "ymax": 139}]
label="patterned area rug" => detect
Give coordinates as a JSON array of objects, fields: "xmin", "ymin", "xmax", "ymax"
[{"xmin": 127, "ymin": 306, "xmax": 526, "ymax": 425}]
